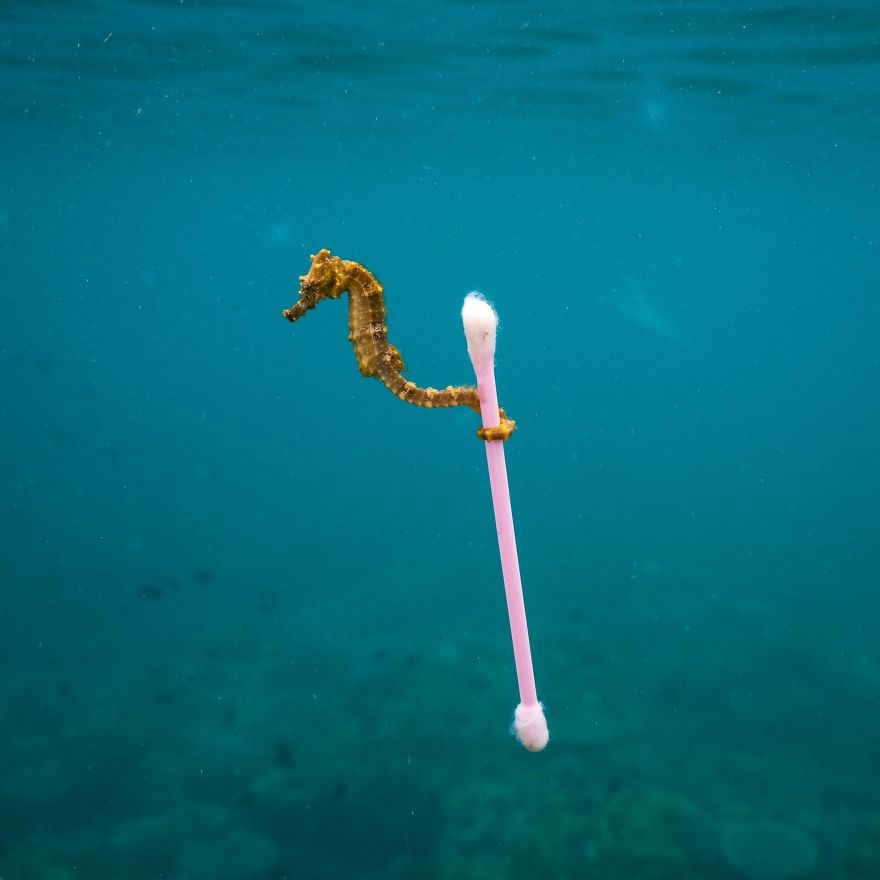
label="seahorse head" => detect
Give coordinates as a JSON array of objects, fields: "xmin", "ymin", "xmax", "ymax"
[{"xmin": 282, "ymin": 249, "xmax": 346, "ymax": 323}]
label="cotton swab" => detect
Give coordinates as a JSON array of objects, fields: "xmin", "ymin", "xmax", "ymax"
[{"xmin": 462, "ymin": 292, "xmax": 549, "ymax": 753}]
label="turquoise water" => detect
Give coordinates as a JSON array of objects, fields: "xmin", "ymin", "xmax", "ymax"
[{"xmin": 2, "ymin": 1, "xmax": 879, "ymax": 877}]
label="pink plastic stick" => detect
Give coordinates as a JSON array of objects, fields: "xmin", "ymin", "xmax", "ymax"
[{"xmin": 462, "ymin": 293, "xmax": 549, "ymax": 752}]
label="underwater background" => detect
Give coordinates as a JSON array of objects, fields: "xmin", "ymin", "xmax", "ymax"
[{"xmin": 2, "ymin": 1, "xmax": 879, "ymax": 878}]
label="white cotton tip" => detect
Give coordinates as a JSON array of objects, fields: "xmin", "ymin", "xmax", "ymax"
[
  {"xmin": 513, "ymin": 702, "xmax": 549, "ymax": 752},
  {"xmin": 462, "ymin": 291, "xmax": 498, "ymax": 372}
]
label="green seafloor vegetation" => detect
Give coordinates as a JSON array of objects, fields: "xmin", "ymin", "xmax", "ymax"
[{"xmin": 3, "ymin": 552, "xmax": 879, "ymax": 879}]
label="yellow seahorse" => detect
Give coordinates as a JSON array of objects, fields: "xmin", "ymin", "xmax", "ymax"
[{"xmin": 283, "ymin": 249, "xmax": 514, "ymax": 441}]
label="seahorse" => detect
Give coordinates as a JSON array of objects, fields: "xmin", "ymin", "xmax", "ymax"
[{"xmin": 283, "ymin": 249, "xmax": 514, "ymax": 441}]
